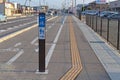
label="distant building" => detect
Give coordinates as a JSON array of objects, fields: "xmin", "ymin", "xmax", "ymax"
[
  {"xmin": 0, "ymin": 2, "xmax": 14, "ymax": 16},
  {"xmin": 0, "ymin": 0, "xmax": 6, "ymax": 3},
  {"xmin": 13, "ymin": 2, "xmax": 22, "ymax": 13},
  {"xmin": 5, "ymin": 2, "xmax": 14, "ymax": 16},
  {"xmin": 33, "ymin": 6, "xmax": 40, "ymax": 13},
  {"xmin": 76, "ymin": 4, "xmax": 88, "ymax": 11},
  {"xmin": 21, "ymin": 5, "xmax": 34, "ymax": 14},
  {"xmin": 76, "ymin": 4, "xmax": 83, "ymax": 10},
  {"xmin": 87, "ymin": 1, "xmax": 109, "ymax": 11},
  {"xmin": 109, "ymin": 0, "xmax": 120, "ymax": 12},
  {"xmin": 40, "ymin": 6, "xmax": 48, "ymax": 13},
  {"xmin": 32, "ymin": 5, "xmax": 48, "ymax": 13}
]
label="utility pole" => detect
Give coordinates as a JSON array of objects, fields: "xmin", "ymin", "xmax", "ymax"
[
  {"xmin": 39, "ymin": 0, "xmax": 41, "ymax": 13},
  {"xmin": 3, "ymin": 0, "xmax": 6, "ymax": 15},
  {"xmin": 75, "ymin": 0, "xmax": 76, "ymax": 15},
  {"xmin": 75, "ymin": 0, "xmax": 76, "ymax": 7},
  {"xmin": 72, "ymin": 0, "xmax": 73, "ymax": 13},
  {"xmin": 29, "ymin": 0, "xmax": 31, "ymax": 15},
  {"xmin": 24, "ymin": 0, "xmax": 27, "ymax": 15},
  {"xmin": 83, "ymin": 0, "xmax": 84, "ymax": 11},
  {"xmin": 42, "ymin": 0, "xmax": 45, "ymax": 5}
]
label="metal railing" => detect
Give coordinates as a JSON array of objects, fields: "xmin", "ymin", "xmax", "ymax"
[{"xmin": 86, "ymin": 15, "xmax": 120, "ymax": 50}]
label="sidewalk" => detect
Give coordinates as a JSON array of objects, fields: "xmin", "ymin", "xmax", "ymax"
[{"xmin": 73, "ymin": 16, "xmax": 120, "ymax": 80}]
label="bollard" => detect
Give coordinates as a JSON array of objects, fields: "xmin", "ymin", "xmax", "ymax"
[{"xmin": 38, "ymin": 13, "xmax": 46, "ymax": 72}]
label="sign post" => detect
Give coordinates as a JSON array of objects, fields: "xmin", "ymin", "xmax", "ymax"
[{"xmin": 38, "ymin": 12, "xmax": 46, "ymax": 72}]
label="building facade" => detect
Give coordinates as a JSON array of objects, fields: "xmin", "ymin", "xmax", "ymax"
[
  {"xmin": 87, "ymin": 1, "xmax": 109, "ymax": 11},
  {"xmin": 5, "ymin": 2, "xmax": 14, "ymax": 16},
  {"xmin": 109, "ymin": 0, "xmax": 120, "ymax": 12},
  {"xmin": 13, "ymin": 3, "xmax": 22, "ymax": 13},
  {"xmin": 0, "ymin": 2, "xmax": 14, "ymax": 16},
  {"xmin": 0, "ymin": 0, "xmax": 6, "ymax": 3}
]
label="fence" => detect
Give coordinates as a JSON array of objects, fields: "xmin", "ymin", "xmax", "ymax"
[{"xmin": 86, "ymin": 15, "xmax": 120, "ymax": 50}]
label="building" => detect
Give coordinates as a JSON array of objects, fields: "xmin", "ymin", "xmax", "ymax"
[
  {"xmin": 5, "ymin": 2, "xmax": 14, "ymax": 16},
  {"xmin": 40, "ymin": 6, "xmax": 48, "ymax": 13},
  {"xmin": 21, "ymin": 5, "xmax": 34, "ymax": 14},
  {"xmin": 0, "ymin": 2, "xmax": 14, "ymax": 16},
  {"xmin": 0, "ymin": 0, "xmax": 5, "ymax": 3},
  {"xmin": 109, "ymin": 0, "xmax": 120, "ymax": 12},
  {"xmin": 33, "ymin": 6, "xmax": 40, "ymax": 13},
  {"xmin": 13, "ymin": 2, "xmax": 22, "ymax": 14},
  {"xmin": 87, "ymin": 1, "xmax": 109, "ymax": 11},
  {"xmin": 76, "ymin": 4, "xmax": 88, "ymax": 12}
]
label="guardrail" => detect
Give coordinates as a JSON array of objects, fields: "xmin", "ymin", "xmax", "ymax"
[{"xmin": 86, "ymin": 15, "xmax": 120, "ymax": 50}]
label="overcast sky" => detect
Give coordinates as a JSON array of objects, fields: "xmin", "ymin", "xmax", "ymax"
[{"xmin": 10, "ymin": 0, "xmax": 116, "ymax": 8}]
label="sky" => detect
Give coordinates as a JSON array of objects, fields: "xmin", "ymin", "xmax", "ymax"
[{"xmin": 9, "ymin": 0, "xmax": 116, "ymax": 9}]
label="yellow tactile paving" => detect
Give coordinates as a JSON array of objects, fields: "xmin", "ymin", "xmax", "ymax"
[{"xmin": 60, "ymin": 16, "xmax": 82, "ymax": 80}]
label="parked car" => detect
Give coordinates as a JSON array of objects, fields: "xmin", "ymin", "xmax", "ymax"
[
  {"xmin": 99, "ymin": 11, "xmax": 118, "ymax": 18},
  {"xmin": 0, "ymin": 13, "xmax": 7, "ymax": 22},
  {"xmin": 46, "ymin": 10, "xmax": 55, "ymax": 16},
  {"xmin": 81, "ymin": 10, "xmax": 99, "ymax": 15},
  {"xmin": 107, "ymin": 13, "xmax": 120, "ymax": 19},
  {"xmin": 88, "ymin": 10, "xmax": 99, "ymax": 15},
  {"xmin": 81, "ymin": 10, "xmax": 88, "ymax": 15}
]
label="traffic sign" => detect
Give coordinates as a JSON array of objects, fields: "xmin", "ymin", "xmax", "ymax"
[
  {"xmin": 39, "ymin": 13, "xmax": 45, "ymax": 27},
  {"xmin": 39, "ymin": 13, "xmax": 46, "ymax": 39}
]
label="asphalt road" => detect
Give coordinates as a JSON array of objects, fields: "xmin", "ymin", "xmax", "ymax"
[
  {"xmin": 0, "ymin": 15, "xmax": 69, "ymax": 80},
  {"xmin": 0, "ymin": 14, "xmax": 111, "ymax": 80}
]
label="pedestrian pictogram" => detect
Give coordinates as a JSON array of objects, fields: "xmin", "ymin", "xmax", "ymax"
[{"xmin": 39, "ymin": 28, "xmax": 45, "ymax": 39}]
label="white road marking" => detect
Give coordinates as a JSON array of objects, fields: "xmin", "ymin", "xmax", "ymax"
[
  {"xmin": 0, "ymin": 18, "xmax": 32, "ymax": 25},
  {"xmin": 35, "ymin": 48, "xmax": 39, "ymax": 53},
  {"xmin": 0, "ymin": 48, "xmax": 19, "ymax": 52},
  {"xmin": 48, "ymin": 26, "xmax": 52, "ymax": 29},
  {"xmin": 0, "ymin": 30, "xmax": 6, "ymax": 33},
  {"xmin": 0, "ymin": 24, "xmax": 37, "ymax": 43},
  {"xmin": 6, "ymin": 49, "xmax": 24, "ymax": 65},
  {"xmin": 52, "ymin": 23, "xmax": 54, "ymax": 26},
  {"xmin": 0, "ymin": 21, "xmax": 37, "ymax": 33},
  {"xmin": 7, "ymin": 27, "xmax": 13, "ymax": 30},
  {"xmin": 31, "ymin": 37, "xmax": 38, "ymax": 45},
  {"xmin": 1, "ymin": 16, "xmax": 60, "ymax": 66},
  {"xmin": 35, "ymin": 43, "xmax": 38, "ymax": 46},
  {"xmin": 45, "ymin": 16, "xmax": 66, "ymax": 68},
  {"xmin": 14, "ymin": 42, "xmax": 22, "ymax": 47},
  {"xmin": 47, "ymin": 17, "xmax": 59, "ymax": 30},
  {"xmin": 47, "ymin": 16, "xmax": 58, "ymax": 21},
  {"xmin": 18, "ymin": 21, "xmax": 37, "ymax": 26},
  {"xmin": 13, "ymin": 26, "xmax": 19, "ymax": 28}
]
